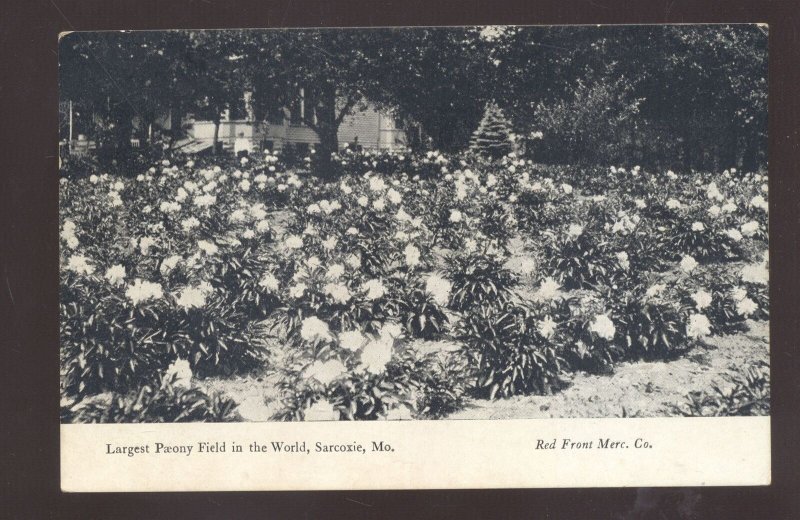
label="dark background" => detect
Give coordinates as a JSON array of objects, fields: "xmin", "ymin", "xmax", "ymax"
[{"xmin": 2, "ymin": 0, "xmax": 798, "ymax": 518}]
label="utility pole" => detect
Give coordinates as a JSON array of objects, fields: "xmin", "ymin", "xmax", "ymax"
[{"xmin": 68, "ymin": 99, "xmax": 73, "ymax": 153}]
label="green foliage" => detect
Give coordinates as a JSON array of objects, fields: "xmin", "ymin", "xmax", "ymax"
[
  {"xmin": 457, "ymin": 302, "xmax": 563, "ymax": 399},
  {"xmin": 542, "ymin": 225, "xmax": 617, "ymax": 290},
  {"xmin": 272, "ymin": 345, "xmax": 423, "ymax": 421},
  {"xmin": 666, "ymin": 215, "xmax": 741, "ymax": 262},
  {"xmin": 62, "ymin": 375, "xmax": 240, "ymax": 423},
  {"xmin": 414, "ymin": 353, "xmax": 471, "ymax": 419},
  {"xmin": 675, "ymin": 363, "xmax": 769, "ymax": 416},
  {"xmin": 388, "ymin": 283, "xmax": 449, "ymax": 340},
  {"xmin": 534, "ymin": 76, "xmax": 642, "ymax": 165},
  {"xmin": 444, "ymin": 251, "xmax": 518, "ymax": 312}
]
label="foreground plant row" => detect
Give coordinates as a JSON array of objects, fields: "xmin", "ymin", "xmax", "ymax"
[{"xmin": 59, "ymin": 150, "xmax": 769, "ymax": 422}]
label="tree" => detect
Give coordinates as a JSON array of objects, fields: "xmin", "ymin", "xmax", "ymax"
[
  {"xmin": 185, "ymin": 31, "xmax": 250, "ymax": 155},
  {"xmin": 491, "ymin": 25, "xmax": 767, "ymax": 171},
  {"xmin": 372, "ymin": 27, "xmax": 491, "ymax": 152},
  {"xmin": 469, "ymin": 103, "xmax": 515, "ymax": 159},
  {"xmin": 242, "ymin": 29, "xmax": 396, "ymax": 177},
  {"xmin": 59, "ymin": 31, "xmax": 193, "ymax": 160}
]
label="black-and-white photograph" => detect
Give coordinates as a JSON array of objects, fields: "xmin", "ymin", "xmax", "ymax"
[{"xmin": 58, "ymin": 25, "xmax": 769, "ymax": 423}]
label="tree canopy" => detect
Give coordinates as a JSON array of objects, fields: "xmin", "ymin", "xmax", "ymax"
[{"xmin": 59, "ymin": 25, "xmax": 767, "ymax": 172}]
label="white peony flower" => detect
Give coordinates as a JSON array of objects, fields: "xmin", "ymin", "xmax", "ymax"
[
  {"xmin": 368, "ymin": 177, "xmax": 386, "ymax": 192},
  {"xmin": 741, "ymin": 263, "xmax": 768, "ymax": 285},
  {"xmin": 304, "ymin": 400, "xmax": 339, "ymax": 421},
  {"xmin": 284, "ymin": 235, "xmax": 303, "ymax": 250},
  {"xmin": 680, "ymin": 255, "xmax": 699, "ymax": 273},
  {"xmin": 404, "ymin": 244, "xmax": 421, "ymax": 267},
  {"xmin": 303, "ymin": 224, "xmax": 317, "ymax": 236},
  {"xmin": 691, "ymin": 221, "xmax": 705, "ymax": 232},
  {"xmin": 305, "ymin": 256, "xmax": 322, "ymax": 270},
  {"xmin": 66, "ymin": 255, "xmax": 95, "ymax": 276},
  {"xmin": 691, "ymin": 289, "xmax": 713, "ymax": 310},
  {"xmin": 362, "ymin": 279, "xmax": 387, "ymax": 300},
  {"xmin": 300, "ymin": 316, "xmax": 332, "ymax": 343},
  {"xmin": 125, "ymin": 279, "xmax": 163, "ymax": 305},
  {"xmin": 731, "ymin": 287, "xmax": 748, "ymax": 302},
  {"xmin": 346, "ymin": 253, "xmax": 361, "ymax": 270},
  {"xmin": 251, "ymin": 205, "xmax": 268, "ymax": 220},
  {"xmin": 164, "ymin": 359, "xmax": 193, "ymax": 388},
  {"xmin": 175, "ymin": 286, "xmax": 207, "ymax": 310},
  {"xmin": 736, "ymin": 297, "xmax": 758, "ymax": 317},
  {"xmin": 725, "ymin": 228, "xmax": 743, "ymax": 242},
  {"xmin": 537, "ymin": 277, "xmax": 561, "ymax": 300},
  {"xmin": 687, "ymin": 314, "xmax": 712, "ymax": 339},
  {"xmin": 666, "ymin": 199, "xmax": 682, "ymax": 210},
  {"xmin": 160, "ymin": 201, "xmax": 181, "ymax": 213},
  {"xmin": 258, "ymin": 272, "xmax": 280, "ymax": 293},
  {"xmin": 305, "ymin": 359, "xmax": 347, "ymax": 386},
  {"xmin": 395, "ymin": 208, "xmax": 412, "ymax": 222},
  {"xmin": 321, "ymin": 236, "xmax": 338, "ymax": 251},
  {"xmin": 646, "ymin": 283, "xmax": 666, "ymax": 298},
  {"xmin": 740, "ymin": 221, "xmax": 760, "ymax": 237},
  {"xmin": 193, "ymin": 194, "xmax": 217, "ymax": 208},
  {"xmin": 360, "ymin": 336, "xmax": 394, "ymax": 375},
  {"xmin": 616, "ymin": 251, "xmax": 630, "ymax": 270},
  {"xmin": 567, "ymin": 224, "xmax": 584, "ymax": 237},
  {"xmin": 326, "ymin": 264, "xmax": 345, "ymax": 280},
  {"xmin": 289, "ymin": 282, "xmax": 307, "ymax": 299},
  {"xmin": 357, "ymin": 195, "xmax": 369, "ymax": 207},
  {"xmin": 706, "ymin": 182, "xmax": 723, "ymax": 201},
  {"xmin": 750, "ymin": 195, "xmax": 768, "ymax": 212},
  {"xmin": 590, "ymin": 314, "xmax": 616, "ymax": 341},
  {"xmin": 256, "ymin": 220, "xmax": 270, "ymax": 234},
  {"xmin": 181, "ymin": 217, "xmax": 200, "ymax": 232},
  {"xmin": 242, "ymin": 229, "xmax": 256, "ymax": 240},
  {"xmin": 449, "ymin": 209, "xmax": 463, "ymax": 223},
  {"xmin": 324, "ymin": 283, "xmax": 351, "ymax": 304},
  {"xmin": 104, "ymin": 264, "xmax": 126, "ymax": 286},
  {"xmin": 160, "ymin": 255, "xmax": 182, "ymax": 274},
  {"xmin": 425, "ymin": 274, "xmax": 452, "ymax": 306},
  {"xmin": 537, "ymin": 315, "xmax": 557, "ymax": 339},
  {"xmin": 561, "ymin": 183, "xmax": 573, "ymax": 195},
  {"xmin": 139, "ymin": 236, "xmax": 157, "ymax": 255},
  {"xmin": 339, "ymin": 330, "xmax": 366, "ymax": 352},
  {"xmin": 387, "ymin": 188, "xmax": 402, "ymax": 204},
  {"xmin": 197, "ymin": 240, "xmax": 219, "ymax": 255}
]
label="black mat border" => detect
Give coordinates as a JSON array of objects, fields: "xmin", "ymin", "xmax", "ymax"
[{"xmin": 2, "ymin": 0, "xmax": 798, "ymax": 518}]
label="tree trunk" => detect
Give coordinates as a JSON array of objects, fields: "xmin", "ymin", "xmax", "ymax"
[
  {"xmin": 312, "ymin": 85, "xmax": 339, "ymax": 179},
  {"xmin": 741, "ymin": 136, "xmax": 761, "ymax": 173},
  {"xmin": 110, "ymin": 102, "xmax": 133, "ymax": 160}
]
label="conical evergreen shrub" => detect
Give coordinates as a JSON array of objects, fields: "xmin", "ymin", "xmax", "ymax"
[{"xmin": 470, "ymin": 103, "xmax": 514, "ymax": 159}]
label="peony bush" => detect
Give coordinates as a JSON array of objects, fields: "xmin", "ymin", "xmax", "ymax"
[{"xmin": 60, "ymin": 148, "xmax": 769, "ymax": 421}]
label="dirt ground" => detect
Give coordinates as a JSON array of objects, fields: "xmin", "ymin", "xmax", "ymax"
[
  {"xmin": 199, "ymin": 319, "xmax": 768, "ymax": 421},
  {"xmin": 448, "ymin": 319, "xmax": 769, "ymax": 420}
]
